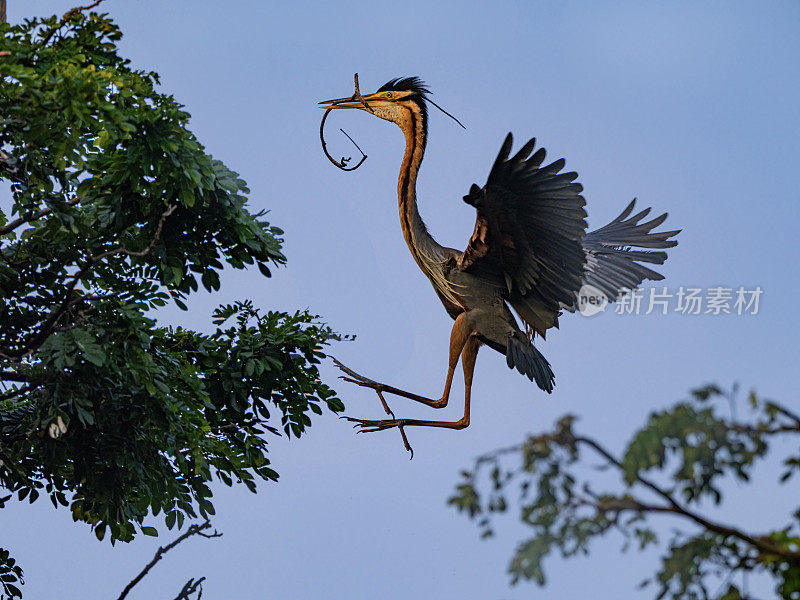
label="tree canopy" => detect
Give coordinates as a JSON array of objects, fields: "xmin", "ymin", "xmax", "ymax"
[
  {"xmin": 0, "ymin": 9, "xmax": 343, "ymax": 596},
  {"xmin": 450, "ymin": 385, "xmax": 800, "ymax": 599}
]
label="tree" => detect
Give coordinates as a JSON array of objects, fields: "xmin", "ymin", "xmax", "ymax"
[
  {"xmin": 449, "ymin": 385, "xmax": 800, "ymax": 599},
  {"xmin": 0, "ymin": 6, "xmax": 343, "ymax": 597}
]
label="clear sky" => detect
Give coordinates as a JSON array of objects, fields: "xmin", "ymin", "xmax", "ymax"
[{"xmin": 4, "ymin": 1, "xmax": 800, "ymax": 598}]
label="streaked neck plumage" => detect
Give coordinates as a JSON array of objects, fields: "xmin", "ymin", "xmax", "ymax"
[{"xmin": 396, "ymin": 103, "xmax": 447, "ymax": 274}]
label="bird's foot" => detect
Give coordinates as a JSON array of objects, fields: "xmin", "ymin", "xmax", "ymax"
[
  {"xmin": 345, "ymin": 416, "xmax": 406, "ymax": 432},
  {"xmin": 332, "ymin": 357, "xmax": 395, "ymax": 418},
  {"xmin": 342, "ymin": 415, "xmax": 414, "ymax": 458}
]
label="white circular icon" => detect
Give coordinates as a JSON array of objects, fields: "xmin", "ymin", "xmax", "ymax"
[{"xmin": 577, "ymin": 284, "xmax": 609, "ymax": 317}]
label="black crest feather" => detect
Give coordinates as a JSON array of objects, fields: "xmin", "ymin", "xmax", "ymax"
[{"xmin": 378, "ymin": 76, "xmax": 430, "ymax": 95}]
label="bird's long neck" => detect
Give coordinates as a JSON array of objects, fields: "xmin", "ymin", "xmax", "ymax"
[{"xmin": 397, "ymin": 106, "xmax": 445, "ymax": 272}]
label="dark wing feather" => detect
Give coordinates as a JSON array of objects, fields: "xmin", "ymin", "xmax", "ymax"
[
  {"xmin": 575, "ymin": 199, "xmax": 680, "ymax": 303},
  {"xmin": 458, "ymin": 134, "xmax": 588, "ymax": 336}
]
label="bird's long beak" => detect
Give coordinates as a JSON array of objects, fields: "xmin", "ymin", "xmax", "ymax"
[{"xmin": 318, "ymin": 92, "xmax": 382, "ymax": 110}]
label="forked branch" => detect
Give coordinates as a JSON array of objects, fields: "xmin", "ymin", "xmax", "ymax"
[
  {"xmin": 171, "ymin": 577, "xmax": 206, "ymax": 600},
  {"xmin": 116, "ymin": 520, "xmax": 221, "ymax": 600}
]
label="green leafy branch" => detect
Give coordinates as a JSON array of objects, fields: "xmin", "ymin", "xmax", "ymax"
[
  {"xmin": 0, "ymin": 6, "xmax": 347, "ymax": 597},
  {"xmin": 449, "ymin": 386, "xmax": 800, "ymax": 599},
  {"xmin": 0, "ymin": 547, "xmax": 23, "ymax": 599}
]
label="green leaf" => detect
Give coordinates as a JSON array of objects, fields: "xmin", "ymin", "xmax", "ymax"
[{"xmin": 83, "ymin": 346, "xmax": 106, "ymax": 366}]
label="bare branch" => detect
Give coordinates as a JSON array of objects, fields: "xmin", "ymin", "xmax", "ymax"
[
  {"xmin": 40, "ymin": 0, "xmax": 108, "ymax": 46},
  {"xmin": 723, "ymin": 421, "xmax": 800, "ymax": 436},
  {"xmin": 171, "ymin": 577, "xmax": 206, "ymax": 600},
  {"xmin": 209, "ymin": 418, "xmax": 263, "ymax": 433},
  {"xmin": 554, "ymin": 430, "xmax": 800, "ymax": 563},
  {"xmin": 571, "ymin": 493, "xmax": 673, "ymax": 516},
  {"xmin": 116, "ymin": 521, "xmax": 221, "ymax": 600},
  {"xmin": 61, "ymin": 0, "xmax": 107, "ymax": 20},
  {"xmin": 92, "ymin": 203, "xmax": 177, "ymax": 261},
  {"xmin": 767, "ymin": 402, "xmax": 800, "ymax": 427}
]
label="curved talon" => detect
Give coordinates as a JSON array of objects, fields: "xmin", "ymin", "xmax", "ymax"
[{"xmin": 399, "ymin": 426, "xmax": 413, "ymax": 459}]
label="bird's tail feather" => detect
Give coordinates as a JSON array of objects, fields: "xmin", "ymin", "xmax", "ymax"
[{"xmin": 506, "ymin": 333, "xmax": 554, "ymax": 393}]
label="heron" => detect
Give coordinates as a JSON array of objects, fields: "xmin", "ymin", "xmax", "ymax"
[{"xmin": 319, "ymin": 76, "xmax": 679, "ymax": 454}]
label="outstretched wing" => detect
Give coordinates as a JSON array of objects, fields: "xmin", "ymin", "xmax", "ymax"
[{"xmin": 458, "ymin": 133, "xmax": 588, "ymax": 336}]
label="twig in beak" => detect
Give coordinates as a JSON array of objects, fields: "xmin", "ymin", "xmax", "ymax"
[
  {"xmin": 352, "ymin": 72, "xmax": 374, "ymax": 113},
  {"xmin": 319, "ymin": 109, "xmax": 368, "ymax": 171},
  {"xmin": 319, "ymin": 73, "xmax": 371, "ymax": 171}
]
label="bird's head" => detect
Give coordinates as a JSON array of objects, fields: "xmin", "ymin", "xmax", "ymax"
[
  {"xmin": 319, "ymin": 76, "xmax": 464, "ymax": 131},
  {"xmin": 319, "ymin": 76, "xmax": 431, "ymax": 128}
]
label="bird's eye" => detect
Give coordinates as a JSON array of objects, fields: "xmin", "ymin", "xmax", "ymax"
[{"xmin": 385, "ymin": 91, "xmax": 393, "ymax": 99}]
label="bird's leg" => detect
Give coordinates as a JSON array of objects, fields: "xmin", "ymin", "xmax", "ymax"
[
  {"xmin": 346, "ymin": 338, "xmax": 479, "ymax": 430},
  {"xmin": 459, "ymin": 335, "xmax": 479, "ymax": 424},
  {"xmin": 333, "ymin": 312, "xmax": 472, "ymax": 416},
  {"xmin": 343, "ymin": 320, "xmax": 480, "ymax": 457},
  {"xmin": 431, "ymin": 313, "xmax": 474, "ymax": 408}
]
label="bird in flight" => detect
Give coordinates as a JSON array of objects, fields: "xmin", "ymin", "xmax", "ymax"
[{"xmin": 320, "ymin": 76, "xmax": 679, "ymax": 455}]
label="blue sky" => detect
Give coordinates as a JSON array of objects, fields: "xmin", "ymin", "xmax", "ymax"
[{"xmin": 4, "ymin": 1, "xmax": 800, "ymax": 598}]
